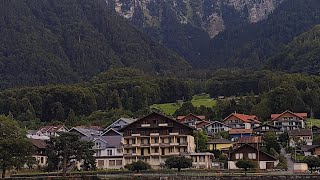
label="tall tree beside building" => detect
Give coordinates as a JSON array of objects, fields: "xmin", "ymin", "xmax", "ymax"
[
  {"xmin": 0, "ymin": 115, "xmax": 33, "ymax": 178},
  {"xmin": 46, "ymin": 133, "xmax": 95, "ymax": 177}
]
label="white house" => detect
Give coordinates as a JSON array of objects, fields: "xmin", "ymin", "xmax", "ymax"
[{"xmin": 204, "ymin": 121, "xmax": 230, "ymax": 136}]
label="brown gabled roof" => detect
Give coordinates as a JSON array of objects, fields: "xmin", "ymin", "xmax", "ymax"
[
  {"xmin": 271, "ymin": 110, "xmax": 307, "ymax": 121},
  {"xmin": 30, "ymin": 139, "xmax": 47, "ymax": 149},
  {"xmin": 288, "ymin": 129, "xmax": 312, "ymax": 136},
  {"xmin": 119, "ymin": 112, "xmax": 195, "ymax": 132},
  {"xmin": 229, "ymin": 129, "xmax": 253, "ymax": 135},
  {"xmin": 237, "ymin": 136, "xmax": 262, "ymax": 144},
  {"xmin": 224, "ymin": 113, "xmax": 260, "ymax": 124},
  {"xmin": 177, "ymin": 113, "xmax": 206, "ymax": 121},
  {"xmin": 196, "ymin": 120, "xmax": 211, "ymax": 129}
]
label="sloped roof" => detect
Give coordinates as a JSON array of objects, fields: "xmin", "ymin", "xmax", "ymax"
[
  {"xmin": 82, "ymin": 135, "xmax": 122, "ymax": 148},
  {"xmin": 76, "ymin": 125, "xmax": 103, "ymax": 131},
  {"xmin": 301, "ymin": 145, "xmax": 319, "ymax": 152},
  {"xmin": 177, "ymin": 113, "xmax": 206, "ymax": 121},
  {"xmin": 237, "ymin": 136, "xmax": 262, "ymax": 144},
  {"xmin": 224, "ymin": 113, "xmax": 260, "ymax": 124},
  {"xmin": 229, "ymin": 129, "xmax": 253, "ymax": 135},
  {"xmin": 104, "ymin": 117, "xmax": 136, "ymax": 131},
  {"xmin": 69, "ymin": 127, "xmax": 102, "ymax": 137},
  {"xmin": 30, "ymin": 139, "xmax": 47, "ymax": 149},
  {"xmin": 196, "ymin": 120, "xmax": 211, "ymax": 129},
  {"xmin": 207, "ymin": 138, "xmax": 233, "ymax": 144},
  {"xmin": 288, "ymin": 129, "xmax": 312, "ymax": 136},
  {"xmin": 101, "ymin": 128, "xmax": 123, "ymax": 136},
  {"xmin": 39, "ymin": 125, "xmax": 67, "ymax": 133},
  {"xmin": 271, "ymin": 110, "xmax": 307, "ymax": 121},
  {"xmin": 120, "ymin": 112, "xmax": 195, "ymax": 132}
]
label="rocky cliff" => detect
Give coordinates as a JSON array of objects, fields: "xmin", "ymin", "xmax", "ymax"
[{"xmin": 107, "ymin": 0, "xmax": 284, "ymax": 38}]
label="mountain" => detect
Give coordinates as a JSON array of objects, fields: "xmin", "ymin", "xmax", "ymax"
[
  {"xmin": 107, "ymin": 0, "xmax": 284, "ymax": 65},
  {"xmin": 207, "ymin": 0, "xmax": 320, "ymax": 69},
  {"xmin": 268, "ymin": 25, "xmax": 320, "ymax": 74},
  {"xmin": 0, "ymin": 0, "xmax": 189, "ymax": 89}
]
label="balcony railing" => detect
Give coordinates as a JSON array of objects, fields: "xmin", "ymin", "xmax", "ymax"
[
  {"xmin": 141, "ymin": 124, "xmax": 151, "ymax": 127},
  {"xmin": 179, "ymin": 142, "xmax": 188, "ymax": 146}
]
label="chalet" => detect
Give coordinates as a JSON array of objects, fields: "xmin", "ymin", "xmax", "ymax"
[
  {"xmin": 229, "ymin": 129, "xmax": 253, "ymax": 140},
  {"xmin": 270, "ymin": 110, "xmax": 307, "ymax": 131},
  {"xmin": 120, "ymin": 112, "xmax": 196, "ymax": 169},
  {"xmin": 301, "ymin": 145, "xmax": 320, "ymax": 156},
  {"xmin": 204, "ymin": 121, "xmax": 231, "ymax": 136},
  {"xmin": 228, "ymin": 144, "xmax": 279, "ymax": 170},
  {"xmin": 253, "ymin": 124, "xmax": 281, "ymax": 135},
  {"xmin": 288, "ymin": 129, "xmax": 313, "ymax": 146},
  {"xmin": 236, "ymin": 136, "xmax": 262, "ymax": 148},
  {"xmin": 82, "ymin": 136, "xmax": 123, "ymax": 169},
  {"xmin": 176, "ymin": 113, "xmax": 206, "ymax": 128},
  {"xmin": 104, "ymin": 118, "xmax": 136, "ymax": 131},
  {"xmin": 223, "ymin": 113, "xmax": 260, "ymax": 129},
  {"xmin": 207, "ymin": 138, "xmax": 234, "ymax": 151},
  {"xmin": 30, "ymin": 139, "xmax": 47, "ymax": 167},
  {"xmin": 38, "ymin": 125, "xmax": 68, "ymax": 137}
]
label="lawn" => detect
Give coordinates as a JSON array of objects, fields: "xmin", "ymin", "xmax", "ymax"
[
  {"xmin": 306, "ymin": 118, "xmax": 320, "ymax": 127},
  {"xmin": 150, "ymin": 94, "xmax": 216, "ymax": 115}
]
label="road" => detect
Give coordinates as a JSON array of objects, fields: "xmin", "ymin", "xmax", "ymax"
[{"xmin": 281, "ymin": 148, "xmax": 294, "ymax": 172}]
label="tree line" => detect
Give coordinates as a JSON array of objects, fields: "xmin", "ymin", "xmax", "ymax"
[{"xmin": 2, "ymin": 68, "xmax": 320, "ymax": 128}]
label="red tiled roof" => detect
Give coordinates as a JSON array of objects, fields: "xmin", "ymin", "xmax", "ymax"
[
  {"xmin": 30, "ymin": 139, "xmax": 47, "ymax": 149},
  {"xmin": 271, "ymin": 110, "xmax": 307, "ymax": 121},
  {"xmin": 229, "ymin": 129, "xmax": 253, "ymax": 135},
  {"xmin": 237, "ymin": 136, "xmax": 262, "ymax": 144},
  {"xmin": 224, "ymin": 113, "xmax": 260, "ymax": 123}
]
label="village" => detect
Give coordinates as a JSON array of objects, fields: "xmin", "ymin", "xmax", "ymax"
[{"xmin": 26, "ymin": 110, "xmax": 319, "ymax": 175}]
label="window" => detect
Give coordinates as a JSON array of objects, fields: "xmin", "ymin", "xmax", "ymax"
[
  {"xmin": 248, "ymin": 153, "xmax": 256, "ymax": 159},
  {"xmin": 40, "ymin": 157, "xmax": 44, "ymax": 164},
  {"xmin": 109, "ymin": 160, "xmax": 115, "ymax": 166},
  {"xmin": 132, "ymin": 139, "xmax": 136, "ymax": 144},
  {"xmin": 235, "ymin": 153, "xmax": 243, "ymax": 160},
  {"xmin": 116, "ymin": 160, "xmax": 122, "ymax": 166},
  {"xmin": 107, "ymin": 150, "xmax": 112, "ymax": 156},
  {"xmin": 96, "ymin": 150, "xmax": 101, "ymax": 156},
  {"xmin": 154, "ymin": 138, "xmax": 158, "ymax": 143},
  {"xmin": 128, "ymin": 130, "xmax": 133, "ymax": 135},
  {"xmin": 97, "ymin": 160, "xmax": 104, "ymax": 168}
]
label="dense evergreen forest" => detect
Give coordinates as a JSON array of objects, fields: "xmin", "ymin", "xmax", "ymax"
[
  {"xmin": 2, "ymin": 68, "xmax": 320, "ymax": 129},
  {"xmin": 268, "ymin": 25, "xmax": 320, "ymax": 74},
  {"xmin": 0, "ymin": 0, "xmax": 188, "ymax": 89}
]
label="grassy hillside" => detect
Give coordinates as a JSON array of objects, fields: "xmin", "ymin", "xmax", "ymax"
[
  {"xmin": 150, "ymin": 94, "xmax": 216, "ymax": 115},
  {"xmin": 306, "ymin": 118, "xmax": 320, "ymax": 127}
]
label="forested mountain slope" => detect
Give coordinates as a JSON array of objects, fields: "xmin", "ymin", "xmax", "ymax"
[
  {"xmin": 207, "ymin": 0, "xmax": 320, "ymax": 69},
  {"xmin": 0, "ymin": 0, "xmax": 188, "ymax": 89},
  {"xmin": 268, "ymin": 25, "xmax": 320, "ymax": 74}
]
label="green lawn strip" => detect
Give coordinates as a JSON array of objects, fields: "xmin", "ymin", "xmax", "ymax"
[{"xmin": 150, "ymin": 94, "xmax": 216, "ymax": 115}]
